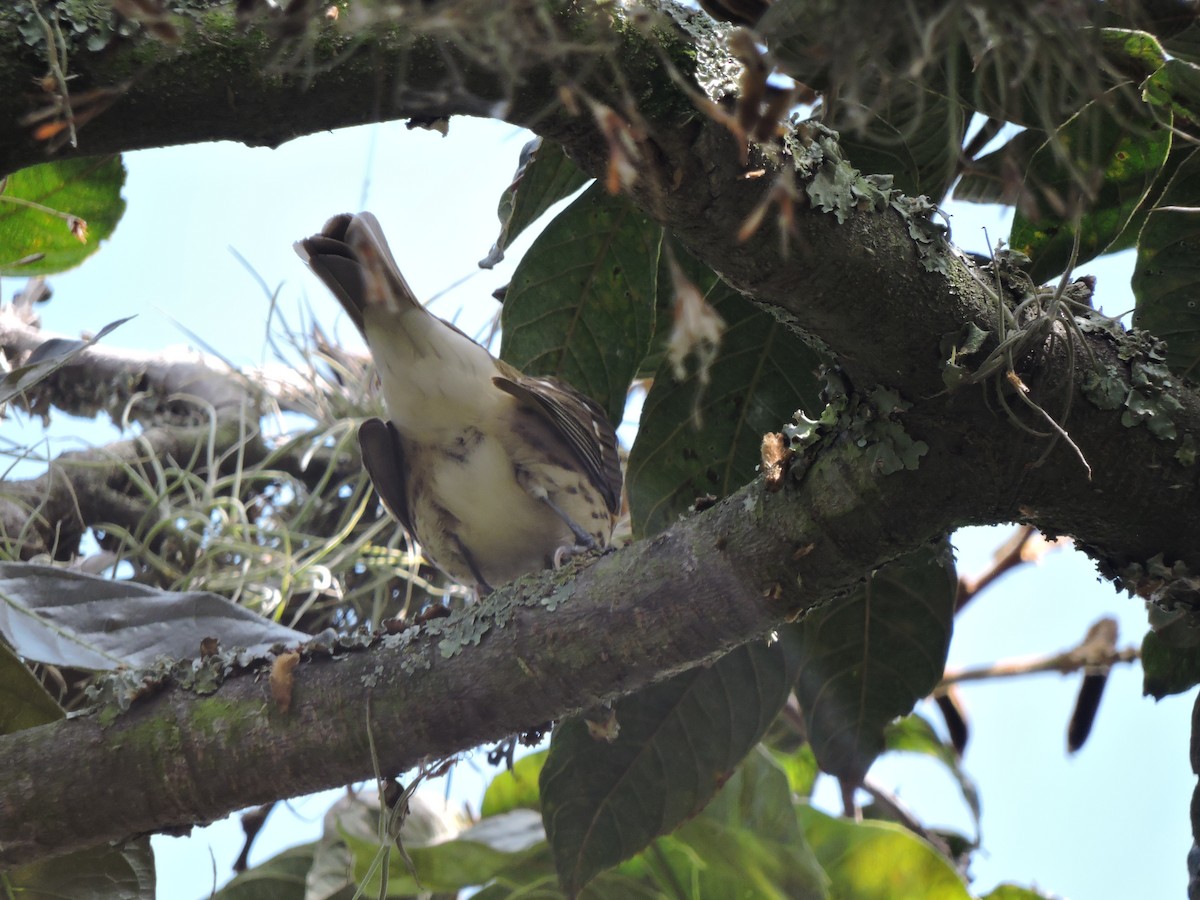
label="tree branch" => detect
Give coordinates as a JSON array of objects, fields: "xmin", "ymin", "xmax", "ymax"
[{"xmin": 2, "ymin": 2, "xmax": 1197, "ymax": 575}]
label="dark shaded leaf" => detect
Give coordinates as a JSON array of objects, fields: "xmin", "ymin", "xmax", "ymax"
[
  {"xmin": 627, "ymin": 264, "xmax": 823, "ymax": 539},
  {"xmin": 5, "ymin": 838, "xmax": 154, "ymax": 900},
  {"xmin": 540, "ymin": 628, "xmax": 806, "ymax": 895},
  {"xmin": 796, "ymin": 545, "xmax": 956, "ymax": 783},
  {"xmin": 1142, "ymin": 628, "xmax": 1200, "ymax": 698},
  {"xmin": 500, "ymin": 183, "xmax": 660, "ymax": 423},
  {"xmin": 835, "ymin": 86, "xmax": 967, "ymax": 202},
  {"xmin": 0, "ymin": 639, "xmax": 64, "ymax": 735},
  {"xmin": 954, "ymin": 128, "xmax": 1044, "ymax": 206},
  {"xmin": 0, "ymin": 156, "xmax": 126, "ymax": 275},
  {"xmin": 0, "ymin": 316, "xmax": 131, "ymax": 408},
  {"xmin": 1132, "ymin": 148, "xmax": 1200, "ymax": 374},
  {"xmin": 481, "ymin": 137, "xmax": 592, "ymax": 269},
  {"xmin": 0, "ymin": 563, "xmax": 309, "ymax": 669}
]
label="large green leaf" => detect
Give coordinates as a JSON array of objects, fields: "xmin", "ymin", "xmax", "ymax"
[
  {"xmin": 2, "ymin": 839, "xmax": 155, "ymax": 900},
  {"xmin": 1131, "ymin": 148, "xmax": 1200, "ymax": 374},
  {"xmin": 627, "ymin": 270, "xmax": 823, "ymax": 539},
  {"xmin": 540, "ymin": 627, "xmax": 806, "ymax": 895},
  {"xmin": 499, "ymin": 183, "xmax": 660, "ymax": 423},
  {"xmin": 796, "ymin": 544, "xmax": 956, "ymax": 783},
  {"xmin": 480, "ymin": 137, "xmax": 592, "ymax": 269},
  {"xmin": 1008, "ymin": 89, "xmax": 1171, "ymax": 283},
  {"xmin": 798, "ymin": 806, "xmax": 970, "ymax": 900},
  {"xmin": 0, "ymin": 156, "xmax": 126, "ymax": 275},
  {"xmin": 646, "ymin": 749, "xmax": 829, "ymax": 900},
  {"xmin": 0, "ymin": 640, "xmax": 63, "ymax": 735}
]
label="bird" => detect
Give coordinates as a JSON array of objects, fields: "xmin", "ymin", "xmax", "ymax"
[{"xmin": 295, "ymin": 213, "xmax": 623, "ymax": 594}]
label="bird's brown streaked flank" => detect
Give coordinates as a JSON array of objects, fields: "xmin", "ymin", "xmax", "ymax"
[{"xmin": 295, "ymin": 212, "xmax": 623, "ymax": 593}]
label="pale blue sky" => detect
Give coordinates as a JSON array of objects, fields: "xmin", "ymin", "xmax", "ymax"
[{"xmin": 3, "ymin": 117, "xmax": 1191, "ymax": 899}]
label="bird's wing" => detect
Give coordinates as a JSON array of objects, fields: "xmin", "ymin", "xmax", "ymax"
[
  {"xmin": 492, "ymin": 375, "xmax": 623, "ymax": 515},
  {"xmin": 358, "ymin": 417, "xmax": 416, "ymax": 535}
]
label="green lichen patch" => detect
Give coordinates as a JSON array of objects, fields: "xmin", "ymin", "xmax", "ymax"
[{"xmin": 781, "ymin": 370, "xmax": 927, "ymax": 481}]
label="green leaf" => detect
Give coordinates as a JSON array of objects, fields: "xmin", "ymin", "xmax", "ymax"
[
  {"xmin": 770, "ymin": 744, "xmax": 821, "ymax": 799},
  {"xmin": 482, "ymin": 749, "xmax": 548, "ymax": 817},
  {"xmin": 980, "ymin": 885, "xmax": 1063, "ymax": 899},
  {"xmin": 540, "ymin": 627, "xmax": 806, "ymax": 895},
  {"xmin": 648, "ymin": 750, "xmax": 830, "ymax": 900},
  {"xmin": 3, "ymin": 838, "xmax": 155, "ymax": 900},
  {"xmin": 0, "ymin": 316, "xmax": 131, "ymax": 408},
  {"xmin": 796, "ymin": 545, "xmax": 957, "ymax": 783},
  {"xmin": 0, "ymin": 640, "xmax": 64, "ymax": 735},
  {"xmin": 481, "ymin": 137, "xmax": 592, "ymax": 269},
  {"xmin": 953, "ymin": 128, "xmax": 1045, "ymax": 206},
  {"xmin": 1141, "ymin": 629, "xmax": 1200, "ymax": 698},
  {"xmin": 627, "ymin": 265, "xmax": 823, "ymax": 539},
  {"xmin": 1143, "ymin": 58, "xmax": 1200, "ymax": 126},
  {"xmin": 214, "ymin": 842, "xmax": 320, "ymax": 899},
  {"xmin": 500, "ymin": 183, "xmax": 661, "ymax": 423},
  {"xmin": 798, "ymin": 806, "xmax": 970, "ymax": 900},
  {"xmin": 345, "ymin": 809, "xmax": 548, "ymax": 895},
  {"xmin": 1131, "ymin": 148, "xmax": 1200, "ymax": 374},
  {"xmin": 1008, "ymin": 89, "xmax": 1171, "ymax": 283},
  {"xmin": 0, "ymin": 156, "xmax": 126, "ymax": 275},
  {"xmin": 883, "ymin": 714, "xmax": 980, "ymax": 832},
  {"xmin": 836, "ymin": 90, "xmax": 966, "ymax": 202}
]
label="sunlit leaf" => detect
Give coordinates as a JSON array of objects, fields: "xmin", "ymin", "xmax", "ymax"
[
  {"xmin": 500, "ymin": 183, "xmax": 660, "ymax": 423},
  {"xmin": 540, "ymin": 628, "xmax": 806, "ymax": 895},
  {"xmin": 798, "ymin": 806, "xmax": 970, "ymax": 900},
  {"xmin": 0, "ymin": 156, "xmax": 126, "ymax": 275},
  {"xmin": 482, "ymin": 749, "xmax": 548, "ymax": 817},
  {"xmin": 0, "ymin": 563, "xmax": 309, "ymax": 669},
  {"xmin": 796, "ymin": 545, "xmax": 956, "ymax": 782}
]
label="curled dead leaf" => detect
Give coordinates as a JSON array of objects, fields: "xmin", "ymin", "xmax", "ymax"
[{"xmin": 269, "ymin": 651, "xmax": 301, "ymax": 714}]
